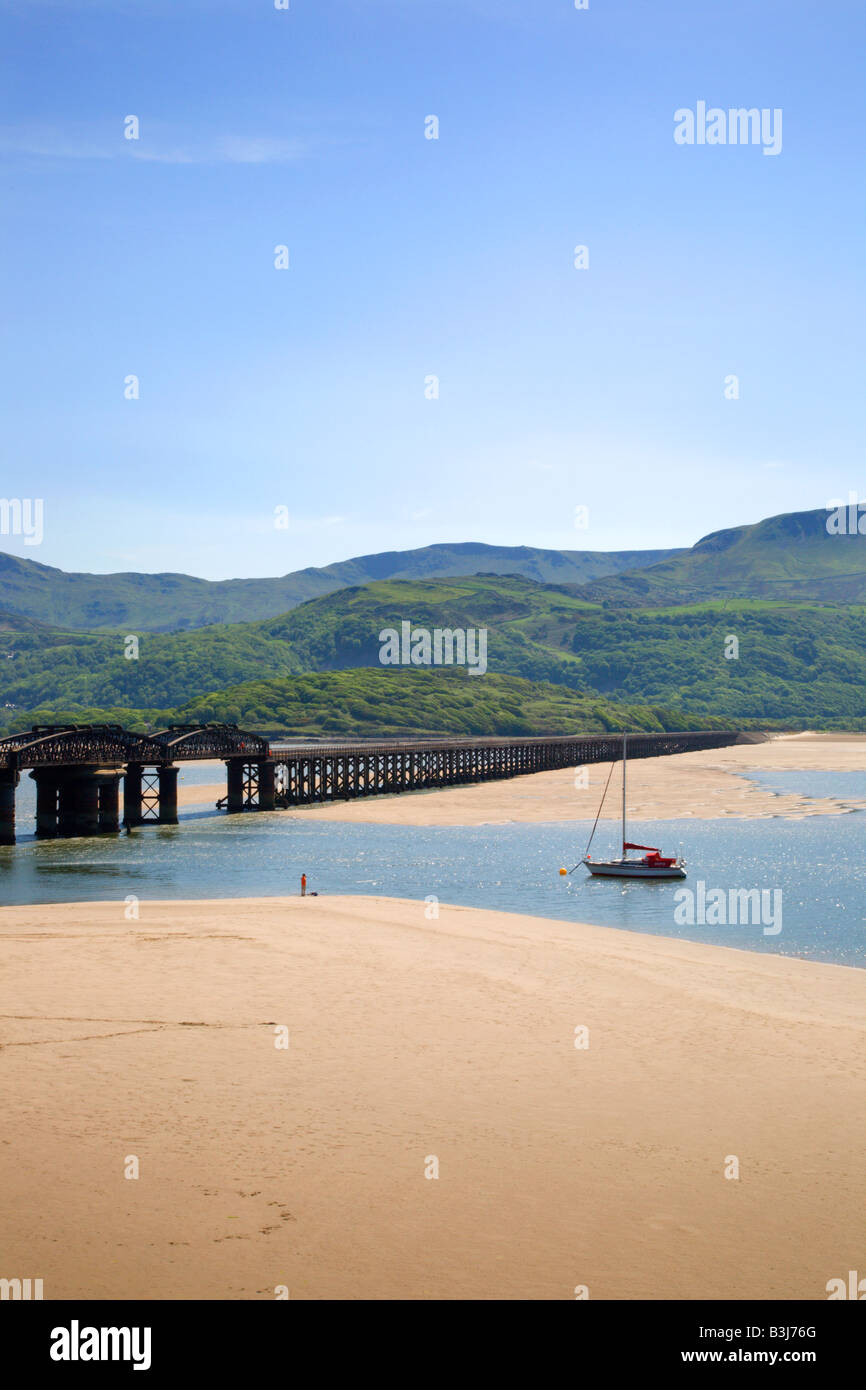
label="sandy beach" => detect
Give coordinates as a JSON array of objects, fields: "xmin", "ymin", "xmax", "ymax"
[
  {"xmin": 178, "ymin": 735, "xmax": 866, "ymax": 825},
  {"xmin": 1, "ymin": 893, "xmax": 863, "ymax": 1300}
]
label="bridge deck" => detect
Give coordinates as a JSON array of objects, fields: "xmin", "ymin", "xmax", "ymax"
[{"xmin": 268, "ymin": 731, "xmax": 739, "ymax": 757}]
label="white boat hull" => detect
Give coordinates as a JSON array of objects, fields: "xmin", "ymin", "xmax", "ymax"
[{"xmin": 583, "ymin": 858, "xmax": 686, "ymax": 879}]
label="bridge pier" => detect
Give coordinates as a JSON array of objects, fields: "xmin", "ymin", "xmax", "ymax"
[
  {"xmin": 123, "ymin": 763, "xmax": 143, "ymax": 827},
  {"xmin": 70, "ymin": 772, "xmax": 100, "ymax": 836},
  {"xmin": 225, "ymin": 759, "xmax": 245, "ymax": 814},
  {"xmin": 258, "ymin": 760, "xmax": 276, "ymax": 811},
  {"xmin": 0, "ymin": 769, "xmax": 18, "ymax": 846},
  {"xmin": 158, "ymin": 765, "xmax": 179, "ymax": 825},
  {"xmin": 123, "ymin": 762, "xmax": 177, "ymax": 827},
  {"xmin": 219, "ymin": 758, "xmax": 276, "ymax": 812},
  {"xmin": 98, "ymin": 772, "xmax": 121, "ymax": 834},
  {"xmin": 31, "ymin": 767, "xmax": 122, "ymax": 839},
  {"xmin": 33, "ymin": 770, "xmax": 60, "ymax": 836},
  {"xmin": 56, "ymin": 775, "xmax": 77, "ymax": 836}
]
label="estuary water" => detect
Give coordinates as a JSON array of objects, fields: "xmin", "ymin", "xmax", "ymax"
[
  {"xmin": 1, "ymin": 771, "xmax": 865, "ymax": 967},
  {"xmin": 743, "ymin": 768, "xmax": 866, "ymax": 803}
]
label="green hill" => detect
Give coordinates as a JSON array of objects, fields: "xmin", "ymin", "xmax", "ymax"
[
  {"xmin": 2, "ymin": 507, "xmax": 861, "ymax": 636},
  {"xmin": 0, "ymin": 668, "xmax": 734, "ymax": 741},
  {"xmin": 0, "ymin": 540, "xmax": 681, "ymax": 633},
  {"xmin": 0, "ymin": 611, "xmax": 304, "ymax": 710},
  {"xmin": 256, "ymin": 575, "xmax": 591, "ymax": 684},
  {"xmin": 3, "ymin": 572, "xmax": 866, "ymax": 727},
  {"xmin": 574, "ymin": 508, "xmax": 866, "ymax": 606},
  {"xmin": 251, "ymin": 579, "xmax": 866, "ymax": 723}
]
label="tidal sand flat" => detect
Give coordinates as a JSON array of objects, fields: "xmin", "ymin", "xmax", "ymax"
[
  {"xmin": 1, "ymin": 895, "xmax": 863, "ymax": 1300},
  {"xmin": 294, "ymin": 734, "xmax": 866, "ymax": 825},
  {"xmin": 137, "ymin": 736, "xmax": 866, "ymax": 825}
]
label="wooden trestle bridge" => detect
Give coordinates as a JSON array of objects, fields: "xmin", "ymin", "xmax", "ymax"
[{"xmin": 0, "ymin": 723, "xmax": 741, "ymax": 846}]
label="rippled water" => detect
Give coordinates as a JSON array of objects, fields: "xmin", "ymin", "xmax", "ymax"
[
  {"xmin": 2, "ymin": 781, "xmax": 864, "ymax": 966},
  {"xmin": 743, "ymin": 769, "xmax": 866, "ymax": 802}
]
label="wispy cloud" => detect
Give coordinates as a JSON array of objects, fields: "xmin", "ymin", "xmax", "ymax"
[
  {"xmin": 214, "ymin": 135, "xmax": 310, "ymax": 166},
  {"xmin": 0, "ymin": 122, "xmax": 315, "ymax": 165},
  {"xmin": 0, "ymin": 125, "xmax": 114, "ymax": 161}
]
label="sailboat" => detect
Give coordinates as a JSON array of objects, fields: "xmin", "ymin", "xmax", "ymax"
[{"xmin": 581, "ymin": 732, "xmax": 686, "ymax": 879}]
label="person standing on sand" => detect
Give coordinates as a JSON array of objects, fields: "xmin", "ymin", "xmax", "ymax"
[{"xmin": 301, "ymin": 874, "xmax": 307, "ymax": 897}]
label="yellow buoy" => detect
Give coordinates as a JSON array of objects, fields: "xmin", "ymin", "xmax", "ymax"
[{"xmin": 559, "ymin": 867, "xmax": 568, "ymax": 876}]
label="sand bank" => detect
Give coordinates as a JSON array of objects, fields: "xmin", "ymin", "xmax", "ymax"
[
  {"xmin": 1, "ymin": 894, "xmax": 862, "ymax": 1300},
  {"xmin": 241, "ymin": 734, "xmax": 866, "ymax": 826}
]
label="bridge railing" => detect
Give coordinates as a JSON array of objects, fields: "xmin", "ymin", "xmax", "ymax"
[{"xmin": 268, "ymin": 730, "xmax": 738, "ymax": 758}]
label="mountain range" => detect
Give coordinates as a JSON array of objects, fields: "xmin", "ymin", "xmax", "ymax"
[
  {"xmin": 576, "ymin": 509, "xmax": 866, "ymax": 605},
  {"xmin": 0, "ymin": 541, "xmax": 682, "ymax": 632},
  {"xmin": 1, "ymin": 506, "xmax": 865, "ymax": 734},
  {"xmin": 0, "ymin": 508, "xmax": 860, "ymax": 636}
]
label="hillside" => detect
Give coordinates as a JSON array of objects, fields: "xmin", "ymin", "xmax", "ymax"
[
  {"xmin": 0, "ymin": 610, "xmax": 305, "ymax": 711},
  {"xmin": 0, "ymin": 541, "xmax": 681, "ymax": 633},
  {"xmin": 0, "ymin": 668, "xmax": 734, "ymax": 742},
  {"xmin": 4, "ymin": 573, "xmax": 866, "ymax": 726},
  {"xmin": 257, "ymin": 576, "xmax": 591, "ymax": 685},
  {"xmin": 2, "ymin": 507, "xmax": 862, "ymax": 637},
  {"xmin": 574, "ymin": 509, "xmax": 866, "ymax": 606},
  {"xmin": 3, "ymin": 505, "xmax": 861, "ymax": 636},
  {"xmin": 0, "ymin": 576, "xmax": 591, "ymax": 711},
  {"xmin": 247, "ymin": 580, "xmax": 866, "ymax": 723}
]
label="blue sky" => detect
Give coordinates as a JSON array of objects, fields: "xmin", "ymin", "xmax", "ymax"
[{"xmin": 1, "ymin": 0, "xmax": 864, "ymax": 578}]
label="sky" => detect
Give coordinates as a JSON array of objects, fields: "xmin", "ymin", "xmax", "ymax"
[{"xmin": 0, "ymin": 0, "xmax": 864, "ymax": 579}]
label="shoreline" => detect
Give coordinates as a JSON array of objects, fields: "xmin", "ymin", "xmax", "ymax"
[
  {"xmin": 1, "ymin": 893, "xmax": 864, "ymax": 1300},
  {"xmin": 4, "ymin": 887, "xmax": 863, "ymax": 972},
  {"xmin": 3, "ymin": 891, "xmax": 865, "ymax": 974}
]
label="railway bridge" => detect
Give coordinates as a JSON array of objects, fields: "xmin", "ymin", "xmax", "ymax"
[
  {"xmin": 0, "ymin": 723, "xmax": 270, "ymax": 844},
  {"xmin": 0, "ymin": 724, "xmax": 741, "ymax": 845}
]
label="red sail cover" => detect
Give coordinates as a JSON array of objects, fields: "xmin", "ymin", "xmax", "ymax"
[{"xmin": 623, "ymin": 842, "xmax": 660, "ymax": 852}]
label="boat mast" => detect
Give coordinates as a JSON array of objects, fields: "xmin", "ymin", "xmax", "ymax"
[{"xmin": 622, "ymin": 731, "xmax": 627, "ymax": 854}]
